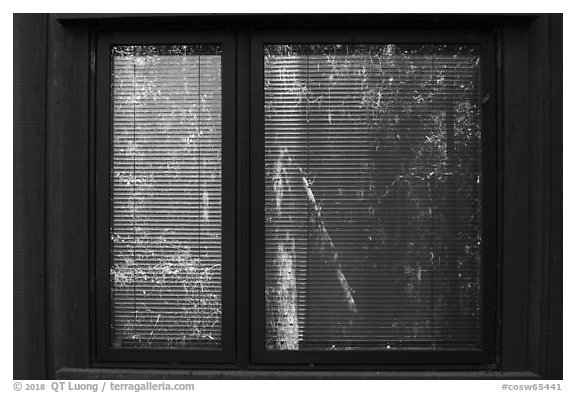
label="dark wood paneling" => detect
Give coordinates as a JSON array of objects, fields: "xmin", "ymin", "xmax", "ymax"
[
  {"xmin": 57, "ymin": 367, "xmax": 540, "ymax": 380},
  {"xmin": 545, "ymin": 13, "xmax": 563, "ymax": 380},
  {"xmin": 500, "ymin": 15, "xmax": 562, "ymax": 378},
  {"xmin": 527, "ymin": 15, "xmax": 551, "ymax": 376},
  {"xmin": 44, "ymin": 15, "xmax": 91, "ymax": 378},
  {"xmin": 55, "ymin": 13, "xmax": 537, "ymax": 30},
  {"xmin": 500, "ymin": 24, "xmax": 531, "ymax": 372},
  {"xmin": 13, "ymin": 13, "xmax": 47, "ymax": 380},
  {"xmin": 12, "ymin": 13, "xmax": 561, "ymax": 378}
]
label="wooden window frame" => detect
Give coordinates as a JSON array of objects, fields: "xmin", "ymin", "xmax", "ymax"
[
  {"xmin": 94, "ymin": 30, "xmax": 237, "ymax": 364},
  {"xmin": 249, "ymin": 29, "xmax": 497, "ymax": 366},
  {"xmin": 94, "ymin": 26, "xmax": 497, "ymax": 369}
]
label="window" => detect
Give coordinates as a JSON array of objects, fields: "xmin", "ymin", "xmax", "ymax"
[
  {"xmin": 110, "ymin": 44, "xmax": 223, "ymax": 350},
  {"xmin": 264, "ymin": 44, "xmax": 482, "ymax": 349},
  {"xmin": 250, "ymin": 31, "xmax": 496, "ymax": 366},
  {"xmin": 95, "ymin": 29, "xmax": 496, "ymax": 367},
  {"xmin": 95, "ymin": 32, "xmax": 236, "ymax": 363}
]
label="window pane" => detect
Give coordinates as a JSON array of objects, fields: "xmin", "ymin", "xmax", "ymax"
[
  {"xmin": 264, "ymin": 44, "xmax": 482, "ymax": 350},
  {"xmin": 110, "ymin": 45, "xmax": 222, "ymax": 349}
]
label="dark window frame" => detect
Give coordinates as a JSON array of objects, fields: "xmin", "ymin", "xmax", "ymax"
[
  {"xmin": 249, "ymin": 29, "xmax": 497, "ymax": 366},
  {"xmin": 94, "ymin": 30, "xmax": 237, "ymax": 364}
]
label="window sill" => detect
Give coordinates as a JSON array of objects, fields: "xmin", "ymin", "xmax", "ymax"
[{"xmin": 57, "ymin": 368, "xmax": 541, "ymax": 380}]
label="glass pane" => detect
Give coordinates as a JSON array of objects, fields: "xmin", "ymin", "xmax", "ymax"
[
  {"xmin": 110, "ymin": 45, "xmax": 222, "ymax": 349},
  {"xmin": 264, "ymin": 44, "xmax": 482, "ymax": 350}
]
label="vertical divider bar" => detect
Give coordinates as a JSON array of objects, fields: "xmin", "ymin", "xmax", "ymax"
[
  {"xmin": 236, "ymin": 27, "xmax": 251, "ymax": 368},
  {"xmin": 249, "ymin": 32, "xmax": 266, "ymax": 364}
]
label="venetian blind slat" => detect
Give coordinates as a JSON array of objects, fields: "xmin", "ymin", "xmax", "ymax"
[{"xmin": 110, "ymin": 45, "xmax": 223, "ymax": 349}]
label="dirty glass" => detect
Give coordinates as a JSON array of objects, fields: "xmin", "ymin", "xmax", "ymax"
[
  {"xmin": 110, "ymin": 45, "xmax": 222, "ymax": 349},
  {"xmin": 264, "ymin": 44, "xmax": 482, "ymax": 350}
]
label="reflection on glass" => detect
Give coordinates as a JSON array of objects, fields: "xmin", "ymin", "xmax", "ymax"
[
  {"xmin": 264, "ymin": 44, "xmax": 482, "ymax": 350},
  {"xmin": 110, "ymin": 45, "xmax": 222, "ymax": 349}
]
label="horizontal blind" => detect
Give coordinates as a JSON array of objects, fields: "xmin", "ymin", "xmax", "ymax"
[
  {"xmin": 264, "ymin": 45, "xmax": 482, "ymax": 350},
  {"xmin": 110, "ymin": 45, "xmax": 222, "ymax": 349}
]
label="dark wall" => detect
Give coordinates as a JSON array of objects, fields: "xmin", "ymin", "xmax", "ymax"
[
  {"xmin": 14, "ymin": 13, "xmax": 91, "ymax": 380},
  {"xmin": 13, "ymin": 13, "xmax": 563, "ymax": 380},
  {"xmin": 14, "ymin": 13, "xmax": 47, "ymax": 380},
  {"xmin": 546, "ymin": 14, "xmax": 563, "ymax": 380}
]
